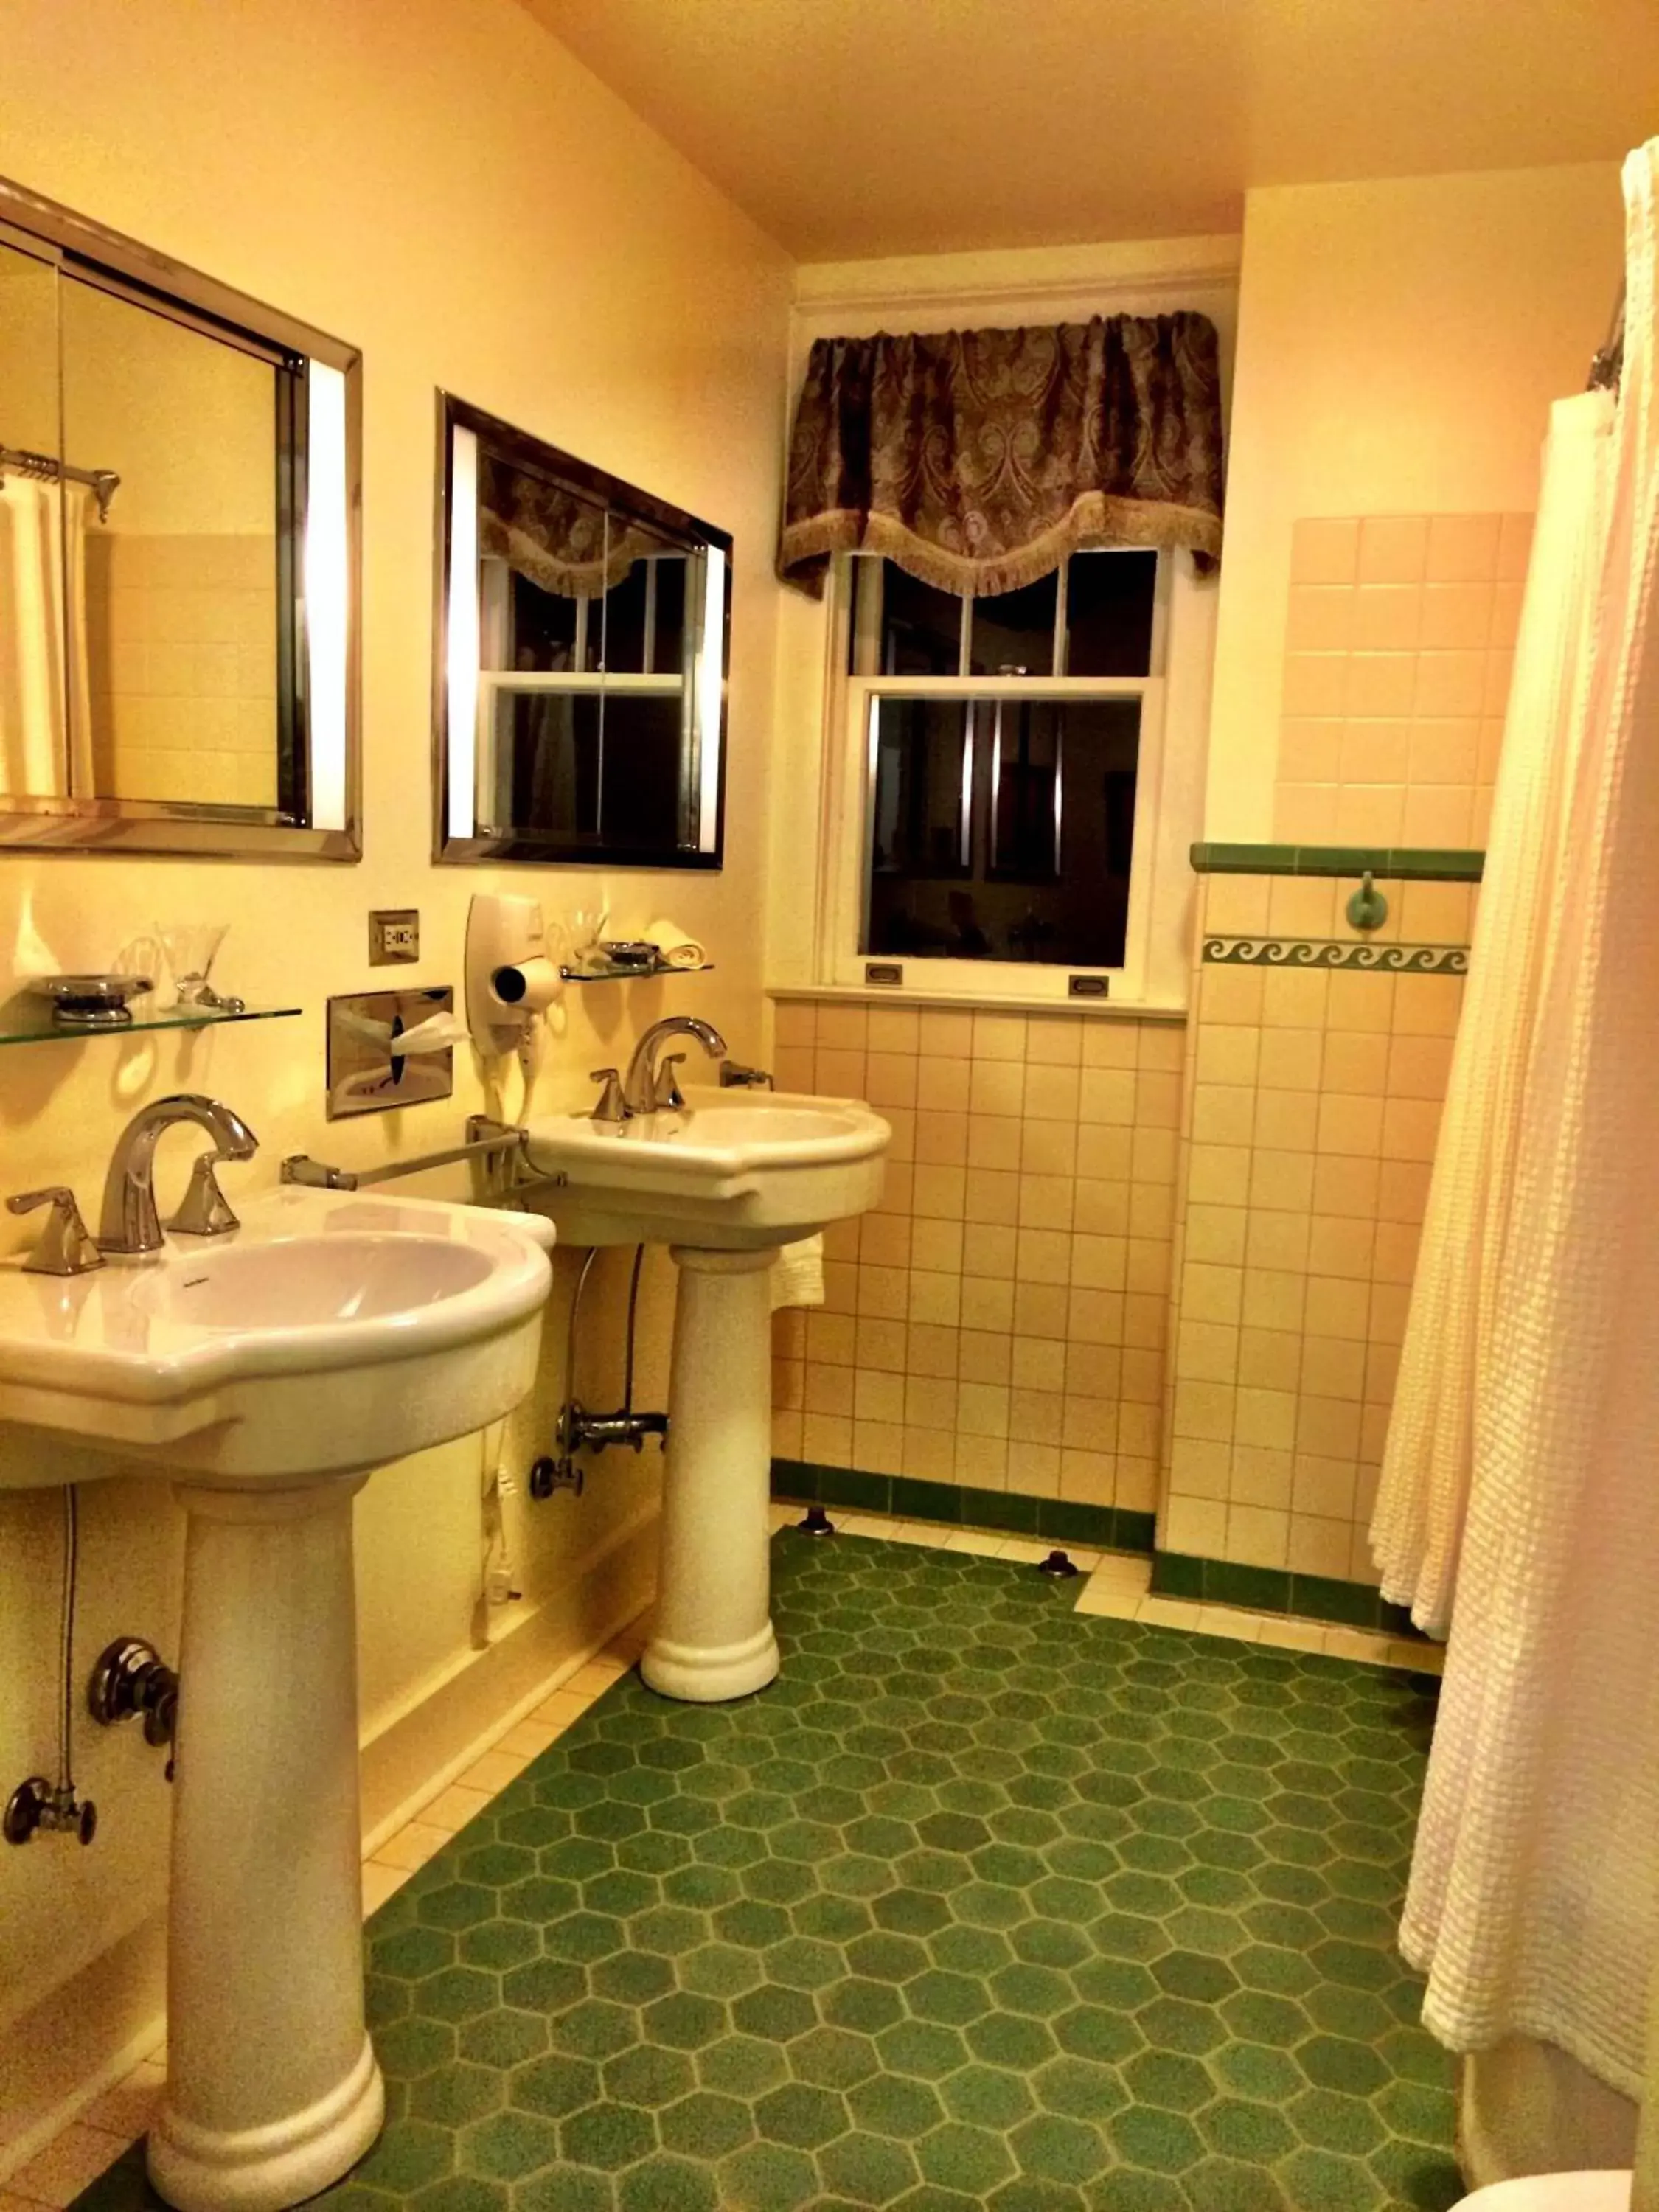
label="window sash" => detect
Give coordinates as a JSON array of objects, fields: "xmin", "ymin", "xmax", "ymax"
[{"xmin": 833, "ymin": 672, "xmax": 1165, "ymax": 1004}]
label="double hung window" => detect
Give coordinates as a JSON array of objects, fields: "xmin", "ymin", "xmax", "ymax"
[{"xmin": 826, "ymin": 546, "xmax": 1203, "ymax": 1004}]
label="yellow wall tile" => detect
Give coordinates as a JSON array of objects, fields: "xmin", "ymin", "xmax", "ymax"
[
  {"xmin": 973, "ymin": 1012, "xmax": 1028, "ymax": 1061},
  {"xmin": 1226, "ymin": 1505, "xmax": 1289, "ymax": 1568},
  {"xmin": 1290, "ymin": 518, "xmax": 1360, "ymax": 585},
  {"xmin": 856, "ymin": 1318, "xmax": 908, "ymax": 1372},
  {"xmin": 1357, "ymin": 515, "xmax": 1429, "ymax": 585},
  {"xmin": 774, "ymin": 1001, "xmax": 817, "ymax": 1048},
  {"xmin": 866, "ymin": 1007, "xmax": 922, "ymax": 1054},
  {"xmin": 1171, "ymin": 1437, "xmax": 1232, "ymax": 1500},
  {"xmin": 1237, "ymin": 1327, "xmax": 1301, "ymax": 1391},
  {"xmin": 908, "ymin": 1270, "xmax": 963, "ymax": 1328},
  {"xmin": 964, "ymin": 1168, "xmax": 1020, "ymax": 1225},
  {"xmin": 1349, "ymin": 583, "xmax": 1422, "ymax": 651},
  {"xmin": 1024, "ymin": 1016, "xmax": 1084, "ymax": 1067},
  {"xmin": 1203, "ymin": 877, "xmax": 1272, "ymax": 936},
  {"xmin": 1023, "ymin": 1065, "xmax": 1082, "ymax": 1121},
  {"xmin": 865, "ymin": 1052, "xmax": 919, "ymax": 1108},
  {"xmin": 960, "ymin": 1276, "xmax": 1015, "ymax": 1334},
  {"xmin": 1427, "ymin": 512, "xmax": 1501, "ymax": 582},
  {"xmin": 1022, "ymin": 1121, "xmax": 1079, "ymax": 1177},
  {"xmin": 817, "ymin": 1004, "xmax": 869, "ymax": 1051},
  {"xmin": 968, "ymin": 1060, "xmax": 1026, "ymax": 1117},
  {"xmin": 1260, "ymin": 969, "xmax": 1328, "ymax": 1029},
  {"xmin": 919, "ymin": 1009, "xmax": 975, "ymax": 1057},
  {"xmin": 907, "ymin": 1324, "xmax": 959, "ymax": 1378}
]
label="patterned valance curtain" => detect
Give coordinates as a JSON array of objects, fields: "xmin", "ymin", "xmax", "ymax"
[
  {"xmin": 479, "ymin": 454, "xmax": 656, "ymax": 599},
  {"xmin": 777, "ymin": 311, "xmax": 1225, "ymax": 598}
]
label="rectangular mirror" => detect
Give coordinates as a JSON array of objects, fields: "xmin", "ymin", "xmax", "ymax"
[
  {"xmin": 0, "ymin": 177, "xmax": 360, "ymax": 860},
  {"xmin": 435, "ymin": 394, "xmax": 729, "ymax": 869}
]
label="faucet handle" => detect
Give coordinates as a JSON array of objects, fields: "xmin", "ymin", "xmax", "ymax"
[
  {"xmin": 8, "ymin": 1186, "xmax": 104, "ymax": 1276},
  {"xmin": 652, "ymin": 1054, "xmax": 689, "ymax": 1112},
  {"xmin": 588, "ymin": 1068, "xmax": 627, "ymax": 1124},
  {"xmin": 167, "ymin": 1152, "xmax": 240, "ymax": 1238}
]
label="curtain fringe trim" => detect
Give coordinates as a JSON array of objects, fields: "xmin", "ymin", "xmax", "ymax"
[{"xmin": 778, "ymin": 495, "xmax": 1222, "ymax": 599}]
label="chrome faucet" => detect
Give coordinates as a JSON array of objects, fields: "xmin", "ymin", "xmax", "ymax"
[
  {"xmin": 97, "ymin": 1093, "xmax": 259, "ymax": 1257},
  {"xmin": 622, "ymin": 1017, "xmax": 728, "ymax": 1116}
]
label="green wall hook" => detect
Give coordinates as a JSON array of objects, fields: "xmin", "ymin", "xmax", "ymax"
[{"xmin": 1346, "ymin": 869, "xmax": 1389, "ymax": 932}]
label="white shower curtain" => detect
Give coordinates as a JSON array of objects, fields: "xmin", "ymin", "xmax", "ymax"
[
  {"xmin": 1369, "ymin": 392, "xmax": 1614, "ymax": 1635},
  {"xmin": 1390, "ymin": 139, "xmax": 1659, "ymax": 2104},
  {"xmin": 0, "ymin": 475, "xmax": 94, "ymax": 799}
]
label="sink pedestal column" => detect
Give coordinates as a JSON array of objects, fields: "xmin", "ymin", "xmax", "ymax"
[
  {"xmin": 643, "ymin": 1247, "xmax": 781, "ymax": 1703},
  {"xmin": 148, "ymin": 1478, "xmax": 383, "ymax": 2212}
]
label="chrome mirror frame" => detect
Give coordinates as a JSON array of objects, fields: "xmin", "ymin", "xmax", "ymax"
[{"xmin": 0, "ymin": 175, "xmax": 361, "ymax": 863}]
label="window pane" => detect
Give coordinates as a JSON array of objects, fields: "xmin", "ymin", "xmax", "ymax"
[
  {"xmin": 1064, "ymin": 550, "xmax": 1157, "ymax": 675},
  {"xmin": 970, "ymin": 571, "xmax": 1058, "ymax": 676},
  {"xmin": 874, "ymin": 560, "xmax": 961, "ymax": 675},
  {"xmin": 866, "ymin": 698, "xmax": 973, "ymax": 957},
  {"xmin": 862, "ymin": 694, "xmax": 1140, "ymax": 969}
]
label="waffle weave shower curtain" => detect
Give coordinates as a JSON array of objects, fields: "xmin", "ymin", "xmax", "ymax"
[{"xmin": 1374, "ymin": 139, "xmax": 1659, "ymax": 2104}]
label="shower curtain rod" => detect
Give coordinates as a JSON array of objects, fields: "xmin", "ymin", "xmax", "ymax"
[{"xmin": 0, "ymin": 442, "xmax": 119, "ymax": 522}]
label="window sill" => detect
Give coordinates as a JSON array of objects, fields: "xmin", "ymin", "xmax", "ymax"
[{"xmin": 764, "ymin": 981, "xmax": 1188, "ymax": 1024}]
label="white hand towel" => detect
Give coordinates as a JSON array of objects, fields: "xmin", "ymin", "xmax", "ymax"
[
  {"xmin": 647, "ymin": 917, "xmax": 708, "ymax": 970},
  {"xmin": 770, "ymin": 1234, "xmax": 824, "ymax": 1311}
]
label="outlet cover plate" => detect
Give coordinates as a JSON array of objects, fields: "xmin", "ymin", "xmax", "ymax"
[{"xmin": 370, "ymin": 910, "xmax": 420, "ymax": 965}]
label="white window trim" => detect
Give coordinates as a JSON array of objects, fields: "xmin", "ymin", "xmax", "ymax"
[{"xmin": 814, "ymin": 551, "xmax": 1215, "ymax": 1012}]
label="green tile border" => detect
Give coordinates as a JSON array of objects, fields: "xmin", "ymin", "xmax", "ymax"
[
  {"xmin": 1150, "ymin": 1548, "xmax": 1431, "ymax": 1638},
  {"xmin": 771, "ymin": 1458, "xmax": 1155, "ymax": 1557},
  {"xmin": 1191, "ymin": 841, "xmax": 1484, "ymax": 881}
]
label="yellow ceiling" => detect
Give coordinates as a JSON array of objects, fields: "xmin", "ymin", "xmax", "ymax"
[{"xmin": 521, "ymin": 0, "xmax": 1658, "ymax": 259}]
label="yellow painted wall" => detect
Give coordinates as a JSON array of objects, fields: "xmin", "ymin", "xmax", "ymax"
[
  {"xmin": 0, "ymin": 0, "xmax": 790, "ymax": 2069},
  {"xmin": 1206, "ymin": 163, "xmax": 1622, "ymax": 838}
]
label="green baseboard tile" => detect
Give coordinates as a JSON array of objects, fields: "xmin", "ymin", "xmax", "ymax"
[
  {"xmin": 770, "ymin": 1460, "xmax": 1154, "ymax": 1557},
  {"xmin": 1150, "ymin": 1548, "xmax": 1432, "ymax": 1636},
  {"xmin": 1190, "ymin": 840, "xmax": 1484, "ymax": 882}
]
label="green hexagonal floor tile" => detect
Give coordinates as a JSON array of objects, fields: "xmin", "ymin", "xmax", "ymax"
[{"xmin": 63, "ymin": 1535, "xmax": 1453, "ymax": 2212}]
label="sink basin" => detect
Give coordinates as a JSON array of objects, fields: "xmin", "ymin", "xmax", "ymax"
[
  {"xmin": 128, "ymin": 1234, "xmax": 495, "ymax": 1329},
  {"xmin": 0, "ymin": 1189, "xmax": 554, "ymax": 1482},
  {"xmin": 0, "ymin": 1185, "xmax": 555, "ymax": 2212},
  {"xmin": 525, "ymin": 1085, "xmax": 889, "ymax": 1248}
]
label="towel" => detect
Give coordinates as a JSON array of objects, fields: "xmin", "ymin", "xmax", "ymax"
[
  {"xmin": 647, "ymin": 917, "xmax": 708, "ymax": 970},
  {"xmin": 769, "ymin": 1235, "xmax": 824, "ymax": 1311}
]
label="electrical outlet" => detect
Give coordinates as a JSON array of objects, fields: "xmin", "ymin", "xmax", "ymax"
[{"xmin": 369, "ymin": 910, "xmax": 420, "ymax": 965}]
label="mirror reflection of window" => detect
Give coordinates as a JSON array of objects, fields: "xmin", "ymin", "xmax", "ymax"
[
  {"xmin": 442, "ymin": 397, "xmax": 730, "ymax": 868},
  {"xmin": 59, "ymin": 276, "xmax": 285, "ymax": 813}
]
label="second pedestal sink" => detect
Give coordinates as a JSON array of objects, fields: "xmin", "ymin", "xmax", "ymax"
[
  {"xmin": 0, "ymin": 1189, "xmax": 555, "ymax": 2212},
  {"xmin": 526, "ymin": 1086, "xmax": 889, "ymax": 1705}
]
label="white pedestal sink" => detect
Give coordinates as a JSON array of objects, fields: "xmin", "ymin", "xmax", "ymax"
[
  {"xmin": 0, "ymin": 1189, "xmax": 554, "ymax": 2212},
  {"xmin": 524, "ymin": 1088, "xmax": 888, "ymax": 1703}
]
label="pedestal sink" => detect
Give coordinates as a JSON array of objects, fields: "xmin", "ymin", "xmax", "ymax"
[
  {"xmin": 524, "ymin": 1087, "xmax": 888, "ymax": 1703},
  {"xmin": 0, "ymin": 1189, "xmax": 554, "ymax": 2212}
]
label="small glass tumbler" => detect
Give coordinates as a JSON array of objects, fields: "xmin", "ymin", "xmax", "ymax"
[{"xmin": 156, "ymin": 922, "xmax": 228, "ymax": 1006}]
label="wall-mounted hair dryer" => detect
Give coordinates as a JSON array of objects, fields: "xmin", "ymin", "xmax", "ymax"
[{"xmin": 465, "ymin": 894, "xmax": 564, "ymax": 1057}]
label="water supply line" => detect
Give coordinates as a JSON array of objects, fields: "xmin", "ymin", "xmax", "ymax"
[
  {"xmin": 4, "ymin": 1488, "xmax": 97, "ymax": 1845},
  {"xmin": 530, "ymin": 1243, "xmax": 667, "ymax": 1498}
]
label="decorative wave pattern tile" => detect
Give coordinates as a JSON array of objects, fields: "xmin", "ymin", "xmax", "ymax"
[{"xmin": 1201, "ymin": 939, "xmax": 1468, "ymax": 975}]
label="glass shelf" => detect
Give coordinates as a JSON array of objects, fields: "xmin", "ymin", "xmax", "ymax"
[
  {"xmin": 560, "ymin": 962, "xmax": 714, "ymax": 984},
  {"xmin": 0, "ymin": 1002, "xmax": 302, "ymax": 1048}
]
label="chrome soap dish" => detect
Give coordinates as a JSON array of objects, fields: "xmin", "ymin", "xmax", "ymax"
[{"xmin": 29, "ymin": 975, "xmax": 153, "ymax": 1029}]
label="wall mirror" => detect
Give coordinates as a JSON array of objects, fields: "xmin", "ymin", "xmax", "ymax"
[
  {"xmin": 435, "ymin": 394, "xmax": 729, "ymax": 869},
  {"xmin": 0, "ymin": 178, "xmax": 360, "ymax": 860}
]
